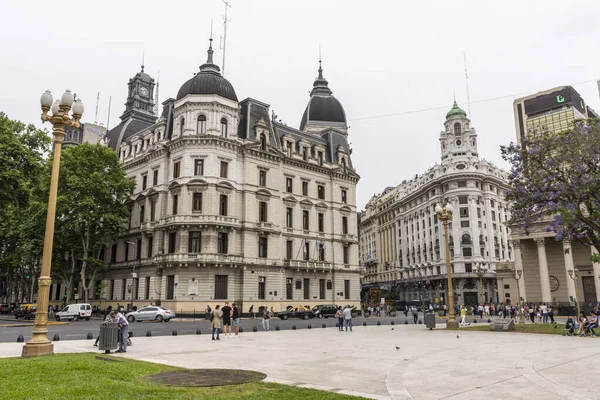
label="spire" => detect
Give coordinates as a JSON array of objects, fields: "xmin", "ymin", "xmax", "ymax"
[
  {"xmin": 207, "ymin": 38, "xmax": 214, "ymax": 64},
  {"xmin": 141, "ymin": 51, "xmax": 145, "ymax": 72},
  {"xmin": 310, "ymin": 52, "xmax": 332, "ymax": 97},
  {"xmin": 318, "ymin": 45, "xmax": 323, "ymax": 79},
  {"xmin": 199, "ymin": 23, "xmax": 221, "ymax": 74}
]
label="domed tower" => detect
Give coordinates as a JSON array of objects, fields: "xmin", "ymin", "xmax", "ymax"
[
  {"xmin": 120, "ymin": 64, "xmax": 157, "ymax": 123},
  {"xmin": 299, "ymin": 60, "xmax": 347, "ymax": 134},
  {"xmin": 173, "ymin": 38, "xmax": 240, "ymax": 138},
  {"xmin": 440, "ymin": 100, "xmax": 479, "ymax": 168}
]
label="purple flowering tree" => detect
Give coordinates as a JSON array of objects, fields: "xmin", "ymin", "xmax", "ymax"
[{"xmin": 501, "ymin": 119, "xmax": 600, "ymax": 261}]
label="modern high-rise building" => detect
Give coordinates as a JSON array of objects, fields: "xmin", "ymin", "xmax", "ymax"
[{"xmin": 513, "ymin": 85, "xmax": 599, "ymax": 143}]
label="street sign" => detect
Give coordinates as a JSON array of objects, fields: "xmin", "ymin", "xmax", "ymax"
[
  {"xmin": 435, "ymin": 298, "xmax": 439, "ymax": 303},
  {"xmin": 380, "ymin": 297, "xmax": 385, "ymax": 305},
  {"xmin": 74, "ymin": 294, "xmax": 79, "ymax": 300}
]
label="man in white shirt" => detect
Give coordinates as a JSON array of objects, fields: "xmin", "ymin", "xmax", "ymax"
[
  {"xmin": 111, "ymin": 310, "xmax": 130, "ymax": 353},
  {"xmin": 343, "ymin": 305, "xmax": 353, "ymax": 332}
]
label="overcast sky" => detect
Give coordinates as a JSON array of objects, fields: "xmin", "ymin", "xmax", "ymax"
[{"xmin": 2, "ymin": 0, "xmax": 599, "ymax": 210}]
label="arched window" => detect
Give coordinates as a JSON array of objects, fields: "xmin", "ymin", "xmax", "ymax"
[
  {"xmin": 462, "ymin": 234, "xmax": 471, "ymax": 244},
  {"xmin": 479, "ymin": 234, "xmax": 484, "ymax": 245},
  {"xmin": 180, "ymin": 117, "xmax": 185, "ymax": 136},
  {"xmin": 449, "ymin": 236, "xmax": 454, "ymax": 246},
  {"xmin": 220, "ymin": 118, "xmax": 228, "ymax": 137},
  {"xmin": 197, "ymin": 115, "xmax": 206, "ymax": 135},
  {"xmin": 260, "ymin": 133, "xmax": 267, "ymax": 150},
  {"xmin": 454, "ymin": 122, "xmax": 461, "ymax": 135}
]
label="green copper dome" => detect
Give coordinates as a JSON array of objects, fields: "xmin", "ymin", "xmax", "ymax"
[{"xmin": 446, "ymin": 101, "xmax": 467, "ymax": 120}]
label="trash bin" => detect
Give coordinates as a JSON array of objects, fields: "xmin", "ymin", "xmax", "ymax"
[
  {"xmin": 425, "ymin": 313, "xmax": 436, "ymax": 330},
  {"xmin": 98, "ymin": 322, "xmax": 119, "ymax": 353}
]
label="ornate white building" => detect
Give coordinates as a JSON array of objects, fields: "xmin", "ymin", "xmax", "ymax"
[
  {"xmin": 359, "ymin": 103, "xmax": 513, "ymax": 307},
  {"xmin": 100, "ymin": 40, "xmax": 360, "ymax": 312}
]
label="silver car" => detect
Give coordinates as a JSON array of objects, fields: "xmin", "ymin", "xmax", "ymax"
[{"xmin": 126, "ymin": 306, "xmax": 175, "ymax": 322}]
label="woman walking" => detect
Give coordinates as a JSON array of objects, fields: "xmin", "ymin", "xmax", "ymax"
[
  {"xmin": 211, "ymin": 305, "xmax": 222, "ymax": 341},
  {"xmin": 336, "ymin": 306, "xmax": 344, "ymax": 331}
]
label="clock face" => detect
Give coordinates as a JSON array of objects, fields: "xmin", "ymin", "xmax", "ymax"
[{"xmin": 139, "ymin": 87, "xmax": 149, "ymax": 97}]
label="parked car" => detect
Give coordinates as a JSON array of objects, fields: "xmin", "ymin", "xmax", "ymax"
[
  {"xmin": 278, "ymin": 305, "xmax": 314, "ymax": 320},
  {"xmin": 14, "ymin": 304, "xmax": 37, "ymax": 320},
  {"xmin": 312, "ymin": 304, "xmax": 338, "ymax": 319},
  {"xmin": 55, "ymin": 303, "xmax": 92, "ymax": 321},
  {"xmin": 125, "ymin": 306, "xmax": 175, "ymax": 322},
  {"xmin": 0, "ymin": 304, "xmax": 10, "ymax": 314}
]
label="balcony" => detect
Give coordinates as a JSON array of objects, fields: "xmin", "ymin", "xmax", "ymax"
[
  {"xmin": 154, "ymin": 253, "xmax": 243, "ymax": 265},
  {"xmin": 161, "ymin": 214, "xmax": 240, "ymax": 228},
  {"xmin": 284, "ymin": 259, "xmax": 333, "ymax": 271}
]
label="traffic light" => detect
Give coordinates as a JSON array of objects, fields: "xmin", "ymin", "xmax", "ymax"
[{"xmin": 25, "ymin": 275, "xmax": 30, "ymax": 279}]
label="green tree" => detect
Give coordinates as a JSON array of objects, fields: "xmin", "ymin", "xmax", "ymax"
[{"xmin": 501, "ymin": 119, "xmax": 600, "ymax": 260}]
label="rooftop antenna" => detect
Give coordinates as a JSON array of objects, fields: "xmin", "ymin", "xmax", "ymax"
[
  {"xmin": 220, "ymin": 0, "xmax": 231, "ymax": 77},
  {"xmin": 106, "ymin": 96, "xmax": 112, "ymax": 131},
  {"xmin": 463, "ymin": 52, "xmax": 472, "ymax": 118},
  {"xmin": 94, "ymin": 92, "xmax": 100, "ymax": 123},
  {"xmin": 154, "ymin": 70, "xmax": 160, "ymax": 115},
  {"xmin": 141, "ymin": 51, "xmax": 145, "ymax": 72}
]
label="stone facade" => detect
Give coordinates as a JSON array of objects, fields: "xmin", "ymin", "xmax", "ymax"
[{"xmin": 359, "ymin": 103, "xmax": 512, "ymax": 307}]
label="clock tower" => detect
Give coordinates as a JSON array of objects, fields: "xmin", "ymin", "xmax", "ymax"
[{"xmin": 119, "ymin": 64, "xmax": 156, "ymax": 123}]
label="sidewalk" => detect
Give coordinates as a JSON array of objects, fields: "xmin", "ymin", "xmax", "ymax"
[{"xmin": 1, "ymin": 323, "xmax": 598, "ymax": 399}]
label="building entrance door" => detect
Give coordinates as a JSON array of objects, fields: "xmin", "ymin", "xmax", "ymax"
[
  {"xmin": 582, "ymin": 277, "xmax": 597, "ymax": 302},
  {"xmin": 463, "ymin": 292, "xmax": 478, "ymax": 307}
]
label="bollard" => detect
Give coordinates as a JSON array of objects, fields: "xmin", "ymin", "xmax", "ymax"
[
  {"xmin": 17, "ymin": 334, "xmax": 24, "ymax": 343},
  {"xmin": 275, "ymin": 325, "xmax": 280, "ymax": 331},
  {"xmin": 196, "ymin": 329, "xmax": 201, "ymax": 335},
  {"xmin": 405, "ymin": 320, "xmax": 408, "ymax": 325},
  {"xmin": 239, "ymin": 327, "xmax": 243, "ymax": 333},
  {"xmin": 418, "ymin": 320, "xmax": 422, "ymax": 325},
  {"xmin": 87, "ymin": 333, "xmax": 93, "ymax": 340},
  {"xmin": 322, "ymin": 323, "xmax": 326, "ymax": 328},
  {"xmin": 363, "ymin": 321, "xmax": 367, "ymax": 326},
  {"xmin": 335, "ymin": 322, "xmax": 339, "ymax": 328},
  {"xmin": 129, "ymin": 331, "xmax": 133, "ymax": 337},
  {"xmin": 391, "ymin": 321, "xmax": 395, "ymax": 325},
  {"xmin": 193, "ymin": 310, "xmax": 195, "ymax": 321},
  {"xmin": 292, "ymin": 325, "xmax": 296, "ymax": 330},
  {"xmin": 377, "ymin": 321, "xmax": 381, "ymax": 326},
  {"xmin": 146, "ymin": 330, "xmax": 152, "ymax": 337},
  {"xmin": 180, "ymin": 310, "xmax": 183, "ymax": 321},
  {"xmin": 487, "ymin": 319, "xmax": 491, "ymax": 323},
  {"xmin": 172, "ymin": 330, "xmax": 177, "ymax": 336},
  {"xmin": 474, "ymin": 319, "xmax": 478, "ymax": 324},
  {"xmin": 307, "ymin": 324, "xmax": 311, "ymax": 329},
  {"xmin": 253, "ymin": 326, "xmax": 257, "ymax": 332},
  {"xmin": 53, "ymin": 334, "xmax": 60, "ymax": 342}
]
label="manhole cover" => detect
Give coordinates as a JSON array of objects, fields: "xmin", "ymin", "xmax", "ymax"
[{"xmin": 149, "ymin": 369, "xmax": 267, "ymax": 387}]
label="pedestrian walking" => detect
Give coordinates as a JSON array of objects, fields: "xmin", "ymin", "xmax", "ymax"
[
  {"xmin": 460, "ymin": 305, "xmax": 467, "ymax": 326},
  {"xmin": 211, "ymin": 305, "xmax": 222, "ymax": 340},
  {"xmin": 205, "ymin": 305, "xmax": 212, "ymax": 320},
  {"xmin": 111, "ymin": 310, "xmax": 129, "ymax": 353},
  {"xmin": 335, "ymin": 306, "xmax": 344, "ymax": 331},
  {"xmin": 262, "ymin": 306, "xmax": 271, "ymax": 331},
  {"xmin": 232, "ymin": 303, "xmax": 240, "ymax": 337},
  {"xmin": 221, "ymin": 302, "xmax": 232, "ymax": 337},
  {"xmin": 443, "ymin": 304, "xmax": 447, "ymax": 316},
  {"xmin": 343, "ymin": 305, "xmax": 353, "ymax": 332},
  {"xmin": 411, "ymin": 305, "xmax": 418, "ymax": 324}
]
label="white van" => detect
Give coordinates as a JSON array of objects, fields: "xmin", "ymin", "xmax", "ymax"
[{"xmin": 55, "ymin": 303, "xmax": 92, "ymax": 321}]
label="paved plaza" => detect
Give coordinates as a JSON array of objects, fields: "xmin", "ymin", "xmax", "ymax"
[{"xmin": 1, "ymin": 323, "xmax": 598, "ymax": 399}]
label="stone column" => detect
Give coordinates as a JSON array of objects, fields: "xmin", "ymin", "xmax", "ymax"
[
  {"xmin": 591, "ymin": 246, "xmax": 600, "ymax": 302},
  {"xmin": 562, "ymin": 241, "xmax": 577, "ymax": 302},
  {"xmin": 512, "ymin": 240, "xmax": 526, "ymax": 302},
  {"xmin": 535, "ymin": 238, "xmax": 552, "ymax": 302}
]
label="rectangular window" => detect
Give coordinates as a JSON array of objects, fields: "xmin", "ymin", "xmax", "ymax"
[
  {"xmin": 136, "ymin": 239, "xmax": 142, "ymax": 260},
  {"xmin": 259, "ymin": 170, "xmax": 267, "ymax": 187},
  {"xmin": 302, "ymin": 147, "xmax": 308, "ymax": 161},
  {"xmin": 109, "ymin": 280, "xmax": 114, "ymax": 300},
  {"xmin": 458, "ymin": 195, "xmax": 468, "ymax": 204},
  {"xmin": 258, "ymin": 237, "xmax": 268, "ymax": 258},
  {"xmin": 173, "ymin": 161, "xmax": 180, "ymax": 179},
  {"xmin": 258, "ymin": 277, "xmax": 266, "ymax": 300},
  {"xmin": 168, "ymin": 232, "xmax": 177, "ymax": 254},
  {"xmin": 147, "ymin": 236, "xmax": 153, "ymax": 258},
  {"xmin": 172, "ymin": 194, "xmax": 178, "ymax": 215},
  {"xmin": 188, "ymin": 231, "xmax": 202, "ymax": 253},
  {"xmin": 219, "ymin": 194, "xmax": 228, "ymax": 216},
  {"xmin": 465, "ymin": 263, "xmax": 473, "ymax": 273},
  {"xmin": 341, "ymin": 189, "xmax": 347, "ymax": 204},
  {"xmin": 303, "ymin": 210, "xmax": 309, "ymax": 230},
  {"xmin": 460, "ymin": 221, "xmax": 470, "ymax": 227},
  {"xmin": 343, "ymin": 246, "xmax": 349, "ymax": 264},
  {"xmin": 286, "ymin": 240, "xmax": 293, "ymax": 259},
  {"xmin": 317, "ymin": 185, "xmax": 325, "ymax": 200},
  {"xmin": 153, "ymin": 169, "xmax": 159, "ymax": 186},
  {"xmin": 286, "ymin": 207, "xmax": 293, "ymax": 228},
  {"xmin": 490, "ymin": 199, "xmax": 495, "ymax": 207},
  {"xmin": 318, "ymin": 151, "xmax": 323, "ymax": 165},
  {"xmin": 125, "ymin": 242, "xmax": 130, "ymax": 261},
  {"xmin": 218, "ymin": 232, "xmax": 228, "ymax": 254},
  {"xmin": 458, "ymin": 181, "xmax": 467, "ymax": 188},
  {"xmin": 303, "ymin": 278, "xmax": 310, "ymax": 299},
  {"xmin": 193, "ymin": 192, "xmax": 203, "ymax": 212},
  {"xmin": 166, "ymin": 275, "xmax": 175, "ymax": 300},
  {"xmin": 318, "ymin": 213, "xmax": 324, "ymax": 232},
  {"xmin": 342, "ymin": 216, "xmax": 348, "ymax": 234},
  {"xmin": 491, "ymin": 211, "xmax": 496, "ymax": 221},
  {"xmin": 194, "ymin": 159, "xmax": 204, "ymax": 175},
  {"xmin": 259, "ymin": 201, "xmax": 267, "ymax": 222},
  {"xmin": 304, "ymin": 241, "xmax": 310, "ymax": 260},
  {"xmin": 460, "ymin": 207, "xmax": 469, "ymax": 218},
  {"xmin": 286, "ymin": 278, "xmax": 293, "ymax": 300},
  {"xmin": 318, "ymin": 242, "xmax": 325, "ymax": 261},
  {"xmin": 295, "ymin": 280, "xmax": 302, "ymax": 290},
  {"xmin": 477, "ymin": 208, "xmax": 481, "ymax": 218},
  {"xmin": 302, "ymin": 181, "xmax": 308, "ymax": 196},
  {"xmin": 214, "ymin": 275, "xmax": 228, "ymax": 299},
  {"xmin": 319, "ymin": 279, "xmax": 325, "ymax": 300},
  {"xmin": 139, "ymin": 205, "xmax": 145, "ymax": 223},
  {"xmin": 286, "ymin": 177, "xmax": 293, "ymax": 193},
  {"xmin": 463, "ymin": 248, "xmax": 472, "ymax": 257},
  {"xmin": 327, "ymin": 280, "xmax": 332, "ymax": 290},
  {"xmin": 122, "ymin": 279, "xmax": 126, "ymax": 300},
  {"xmin": 344, "ymin": 280, "xmax": 350, "ymax": 300},
  {"xmin": 145, "ymin": 276, "xmax": 150, "ymax": 299},
  {"xmin": 111, "ymin": 243, "xmax": 117, "ymax": 263},
  {"xmin": 142, "ymin": 175, "xmax": 147, "ymax": 191},
  {"xmin": 220, "ymin": 161, "xmax": 228, "ymax": 178},
  {"xmin": 150, "ymin": 201, "xmax": 156, "ymax": 221}
]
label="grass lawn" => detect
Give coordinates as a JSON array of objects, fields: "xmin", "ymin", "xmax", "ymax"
[
  {"xmin": 459, "ymin": 322, "xmax": 566, "ymax": 335},
  {"xmin": 0, "ymin": 353, "xmax": 364, "ymax": 400}
]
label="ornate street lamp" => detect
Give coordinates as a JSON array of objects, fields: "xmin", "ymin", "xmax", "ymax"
[
  {"xmin": 435, "ymin": 203, "xmax": 458, "ymax": 329},
  {"xmin": 126, "ymin": 241, "xmax": 139, "ymax": 312},
  {"xmin": 568, "ymin": 269, "xmax": 580, "ymax": 318},
  {"xmin": 474, "ymin": 262, "xmax": 487, "ymax": 306},
  {"xmin": 22, "ymin": 90, "xmax": 84, "ymax": 357},
  {"xmin": 514, "ymin": 269, "xmax": 524, "ymax": 323}
]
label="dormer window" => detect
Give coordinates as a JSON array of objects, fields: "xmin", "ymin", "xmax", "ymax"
[
  {"xmin": 260, "ymin": 133, "xmax": 267, "ymax": 150},
  {"xmin": 197, "ymin": 115, "xmax": 206, "ymax": 134},
  {"xmin": 302, "ymin": 147, "xmax": 308, "ymax": 161},
  {"xmin": 454, "ymin": 122, "xmax": 461, "ymax": 135},
  {"xmin": 220, "ymin": 118, "xmax": 228, "ymax": 137}
]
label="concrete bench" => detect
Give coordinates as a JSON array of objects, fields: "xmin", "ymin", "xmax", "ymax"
[{"xmin": 490, "ymin": 318, "xmax": 515, "ymax": 331}]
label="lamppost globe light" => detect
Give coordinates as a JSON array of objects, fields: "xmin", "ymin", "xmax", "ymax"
[
  {"xmin": 72, "ymin": 99, "xmax": 84, "ymax": 116},
  {"xmin": 60, "ymin": 89, "xmax": 74, "ymax": 107},
  {"xmin": 40, "ymin": 90, "xmax": 53, "ymax": 107},
  {"xmin": 51, "ymin": 100, "xmax": 60, "ymax": 115},
  {"xmin": 435, "ymin": 204, "xmax": 442, "ymax": 213},
  {"xmin": 445, "ymin": 203, "xmax": 453, "ymax": 213}
]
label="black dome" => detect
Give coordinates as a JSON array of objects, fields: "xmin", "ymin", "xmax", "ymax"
[
  {"xmin": 176, "ymin": 72, "xmax": 238, "ymax": 102},
  {"xmin": 300, "ymin": 96, "xmax": 346, "ymax": 129}
]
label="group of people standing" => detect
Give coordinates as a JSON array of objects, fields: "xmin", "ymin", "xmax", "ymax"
[
  {"xmin": 207, "ymin": 302, "xmax": 241, "ymax": 340},
  {"xmin": 335, "ymin": 305, "xmax": 354, "ymax": 332}
]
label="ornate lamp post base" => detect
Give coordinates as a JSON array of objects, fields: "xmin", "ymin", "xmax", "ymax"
[
  {"xmin": 446, "ymin": 320, "xmax": 459, "ymax": 329},
  {"xmin": 22, "ymin": 342, "xmax": 54, "ymax": 358}
]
